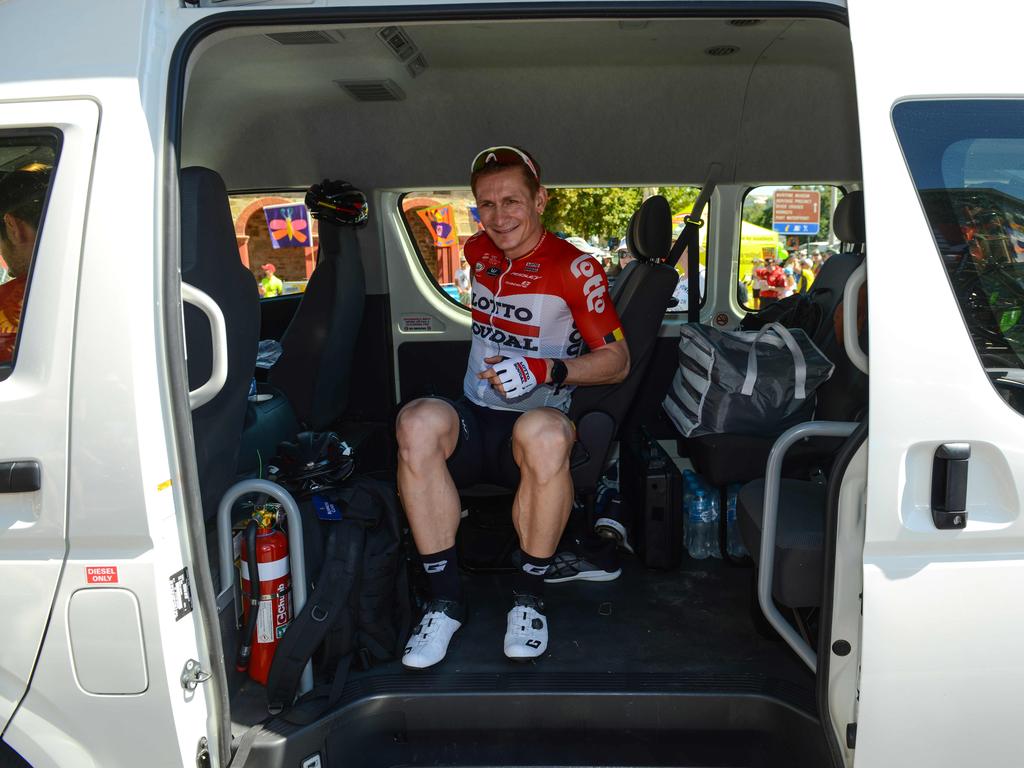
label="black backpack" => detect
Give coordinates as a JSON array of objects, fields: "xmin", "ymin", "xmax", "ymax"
[{"xmin": 265, "ymin": 476, "xmax": 413, "ymax": 717}]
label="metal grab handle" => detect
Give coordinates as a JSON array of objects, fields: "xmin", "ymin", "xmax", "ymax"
[
  {"xmin": 843, "ymin": 262, "xmax": 868, "ymax": 375},
  {"xmin": 216, "ymin": 479, "xmax": 312, "ymax": 695},
  {"xmin": 759, "ymin": 420, "xmax": 859, "ymax": 672},
  {"xmin": 182, "ymin": 282, "xmax": 228, "ymax": 411}
]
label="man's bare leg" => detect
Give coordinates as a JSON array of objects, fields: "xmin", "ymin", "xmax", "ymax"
[
  {"xmin": 510, "ymin": 407, "xmax": 575, "ymax": 557},
  {"xmin": 395, "ymin": 398, "xmax": 462, "ymax": 553},
  {"xmin": 396, "ymin": 398, "xmax": 466, "ymax": 669},
  {"xmin": 503, "ymin": 407, "xmax": 575, "ymax": 660}
]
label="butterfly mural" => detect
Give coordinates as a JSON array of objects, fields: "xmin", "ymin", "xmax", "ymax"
[{"xmin": 263, "ymin": 203, "xmax": 312, "ymax": 250}]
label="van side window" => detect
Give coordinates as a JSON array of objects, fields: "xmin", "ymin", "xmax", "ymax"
[
  {"xmin": 739, "ymin": 185, "xmax": 844, "ymax": 310},
  {"xmin": 228, "ymin": 192, "xmax": 314, "ymax": 298},
  {"xmin": 893, "ymin": 100, "xmax": 1024, "ymax": 416},
  {"xmin": 0, "ymin": 134, "xmax": 60, "ymax": 380},
  {"xmin": 400, "ymin": 186, "xmax": 704, "ymax": 312}
]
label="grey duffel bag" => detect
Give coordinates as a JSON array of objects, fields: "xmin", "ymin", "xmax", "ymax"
[{"xmin": 663, "ymin": 322, "xmax": 834, "ymax": 438}]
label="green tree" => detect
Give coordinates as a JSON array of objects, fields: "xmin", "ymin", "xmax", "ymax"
[{"xmin": 542, "ymin": 186, "xmax": 702, "ymax": 242}]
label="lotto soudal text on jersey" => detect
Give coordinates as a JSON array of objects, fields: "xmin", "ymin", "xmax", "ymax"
[{"xmin": 463, "ymin": 230, "xmax": 624, "ymax": 413}]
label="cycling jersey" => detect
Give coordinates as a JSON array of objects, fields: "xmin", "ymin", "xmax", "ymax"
[{"xmin": 463, "ymin": 230, "xmax": 624, "ymax": 413}]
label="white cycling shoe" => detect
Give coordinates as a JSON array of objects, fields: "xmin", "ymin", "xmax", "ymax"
[
  {"xmin": 503, "ymin": 594, "xmax": 549, "ymax": 660},
  {"xmin": 402, "ymin": 600, "xmax": 464, "ymax": 669}
]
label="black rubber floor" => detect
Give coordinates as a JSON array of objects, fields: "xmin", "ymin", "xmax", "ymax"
[{"xmin": 231, "ymin": 552, "xmax": 815, "ymax": 730}]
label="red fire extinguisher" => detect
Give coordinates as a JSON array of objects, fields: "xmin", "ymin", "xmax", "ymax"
[{"xmin": 237, "ymin": 506, "xmax": 292, "ymax": 685}]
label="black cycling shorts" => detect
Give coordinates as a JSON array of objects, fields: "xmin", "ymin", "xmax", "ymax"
[{"xmin": 435, "ymin": 397, "xmax": 523, "ymax": 489}]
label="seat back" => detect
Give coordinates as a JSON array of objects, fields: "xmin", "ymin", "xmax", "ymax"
[
  {"xmin": 809, "ymin": 191, "xmax": 867, "ymax": 422},
  {"xmin": 268, "ymin": 221, "xmax": 366, "ymax": 430},
  {"xmin": 180, "ymin": 166, "xmax": 260, "ymax": 518},
  {"xmin": 569, "ymin": 196, "xmax": 678, "ymax": 492}
]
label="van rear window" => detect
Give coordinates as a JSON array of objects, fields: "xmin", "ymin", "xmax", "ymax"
[{"xmin": 894, "ymin": 99, "xmax": 1024, "ymax": 415}]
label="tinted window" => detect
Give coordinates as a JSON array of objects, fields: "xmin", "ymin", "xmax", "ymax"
[
  {"xmin": 893, "ymin": 100, "xmax": 1024, "ymax": 415},
  {"xmin": 0, "ymin": 133, "xmax": 60, "ymax": 380}
]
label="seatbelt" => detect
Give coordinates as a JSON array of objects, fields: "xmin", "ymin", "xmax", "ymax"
[{"xmin": 666, "ymin": 163, "xmax": 722, "ymax": 324}]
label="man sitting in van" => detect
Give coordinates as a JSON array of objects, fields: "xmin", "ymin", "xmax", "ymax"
[
  {"xmin": 396, "ymin": 146, "xmax": 630, "ymax": 668},
  {"xmin": 0, "ymin": 165, "xmax": 50, "ymax": 365}
]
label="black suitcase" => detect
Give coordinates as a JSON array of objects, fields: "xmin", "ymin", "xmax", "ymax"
[{"xmin": 620, "ymin": 429, "xmax": 683, "ymax": 569}]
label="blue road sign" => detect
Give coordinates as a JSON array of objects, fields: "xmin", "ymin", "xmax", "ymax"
[{"xmin": 773, "ymin": 222, "xmax": 820, "ymax": 235}]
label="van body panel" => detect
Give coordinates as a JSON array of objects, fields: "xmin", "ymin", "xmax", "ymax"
[
  {"xmin": 0, "ymin": 3, "xmax": 220, "ymax": 763},
  {"xmin": 0, "ymin": 98, "xmax": 99, "ymax": 735},
  {"xmin": 850, "ymin": 2, "xmax": 1024, "ymax": 765}
]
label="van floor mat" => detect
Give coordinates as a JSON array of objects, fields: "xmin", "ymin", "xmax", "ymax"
[{"xmin": 229, "ymin": 555, "xmax": 813, "ymax": 729}]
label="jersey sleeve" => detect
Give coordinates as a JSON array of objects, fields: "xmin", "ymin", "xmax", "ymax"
[{"xmin": 561, "ymin": 251, "xmax": 625, "ymax": 351}]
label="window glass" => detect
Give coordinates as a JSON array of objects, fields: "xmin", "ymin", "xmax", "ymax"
[
  {"xmin": 0, "ymin": 133, "xmax": 60, "ymax": 380},
  {"xmin": 738, "ymin": 185, "xmax": 845, "ymax": 310},
  {"xmin": 228, "ymin": 192, "xmax": 315, "ymax": 299},
  {"xmin": 400, "ymin": 186, "xmax": 704, "ymax": 312},
  {"xmin": 893, "ymin": 99, "xmax": 1024, "ymax": 415}
]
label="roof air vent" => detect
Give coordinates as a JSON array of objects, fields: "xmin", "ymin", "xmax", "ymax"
[
  {"xmin": 705, "ymin": 45, "xmax": 740, "ymax": 57},
  {"xmin": 377, "ymin": 26, "xmax": 417, "ymax": 62},
  {"xmin": 728, "ymin": 19, "xmax": 762, "ymax": 27},
  {"xmin": 335, "ymin": 80, "xmax": 406, "ymax": 102},
  {"xmin": 265, "ymin": 30, "xmax": 338, "ymax": 46},
  {"xmin": 406, "ymin": 53, "xmax": 429, "ymax": 79}
]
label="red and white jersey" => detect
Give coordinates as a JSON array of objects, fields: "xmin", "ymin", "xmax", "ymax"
[{"xmin": 463, "ymin": 230, "xmax": 624, "ymax": 413}]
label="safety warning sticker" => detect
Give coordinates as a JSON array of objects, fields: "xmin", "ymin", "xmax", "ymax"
[
  {"xmin": 169, "ymin": 567, "xmax": 193, "ymax": 621},
  {"xmin": 401, "ymin": 315, "xmax": 436, "ymax": 332},
  {"xmin": 257, "ymin": 601, "xmax": 275, "ymax": 644}
]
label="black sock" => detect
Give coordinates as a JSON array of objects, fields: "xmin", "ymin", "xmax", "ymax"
[
  {"xmin": 512, "ymin": 549, "xmax": 553, "ymax": 599},
  {"xmin": 421, "ymin": 545, "xmax": 463, "ymax": 604}
]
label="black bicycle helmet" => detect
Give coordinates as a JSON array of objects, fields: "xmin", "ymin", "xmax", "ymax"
[{"xmin": 305, "ymin": 178, "xmax": 369, "ymax": 227}]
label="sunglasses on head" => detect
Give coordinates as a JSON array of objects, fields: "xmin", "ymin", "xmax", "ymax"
[{"xmin": 470, "ymin": 146, "xmax": 539, "ymax": 181}]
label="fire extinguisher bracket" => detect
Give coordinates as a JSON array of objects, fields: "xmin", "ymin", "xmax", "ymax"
[{"xmin": 216, "ymin": 479, "xmax": 312, "ymax": 696}]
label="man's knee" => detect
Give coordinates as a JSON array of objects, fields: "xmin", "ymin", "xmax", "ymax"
[
  {"xmin": 396, "ymin": 399, "xmax": 459, "ymax": 463},
  {"xmin": 512, "ymin": 409, "xmax": 575, "ymax": 473}
]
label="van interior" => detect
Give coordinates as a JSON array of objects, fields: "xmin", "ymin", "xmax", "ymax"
[{"xmin": 176, "ymin": 9, "xmax": 864, "ymax": 767}]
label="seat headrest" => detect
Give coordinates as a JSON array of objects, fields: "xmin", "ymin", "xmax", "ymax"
[
  {"xmin": 628, "ymin": 195, "xmax": 671, "ymax": 262},
  {"xmin": 833, "ymin": 190, "xmax": 865, "ymax": 244},
  {"xmin": 179, "ymin": 166, "xmax": 239, "ymax": 276}
]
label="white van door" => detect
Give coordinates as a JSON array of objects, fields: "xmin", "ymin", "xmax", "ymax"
[
  {"xmin": 0, "ymin": 100, "xmax": 98, "ymax": 734},
  {"xmin": 850, "ymin": 4, "xmax": 1024, "ymax": 765}
]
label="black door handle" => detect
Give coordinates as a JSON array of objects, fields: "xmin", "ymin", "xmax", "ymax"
[
  {"xmin": 931, "ymin": 443, "xmax": 969, "ymax": 529},
  {"xmin": 0, "ymin": 461, "xmax": 41, "ymax": 493}
]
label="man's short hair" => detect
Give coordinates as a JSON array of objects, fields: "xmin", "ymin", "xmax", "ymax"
[
  {"xmin": 0, "ymin": 165, "xmax": 52, "ymax": 227},
  {"xmin": 470, "ymin": 146, "xmax": 542, "ymax": 197}
]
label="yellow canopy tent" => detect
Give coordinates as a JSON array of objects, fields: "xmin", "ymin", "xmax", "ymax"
[{"xmin": 669, "ymin": 214, "xmax": 782, "ymax": 281}]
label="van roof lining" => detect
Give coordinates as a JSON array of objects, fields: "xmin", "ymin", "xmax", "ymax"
[{"xmin": 181, "ymin": 16, "xmax": 859, "ymax": 189}]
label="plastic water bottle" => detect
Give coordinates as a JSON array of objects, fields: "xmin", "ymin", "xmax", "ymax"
[
  {"xmin": 708, "ymin": 487, "xmax": 722, "ymax": 560},
  {"xmin": 726, "ymin": 483, "xmax": 748, "ymax": 559},
  {"xmin": 682, "ymin": 470, "xmax": 698, "ymax": 551},
  {"xmin": 688, "ymin": 490, "xmax": 715, "ymax": 559}
]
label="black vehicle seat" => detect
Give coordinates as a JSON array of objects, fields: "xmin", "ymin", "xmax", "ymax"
[
  {"xmin": 268, "ymin": 220, "xmax": 366, "ymax": 430},
  {"xmin": 682, "ymin": 191, "xmax": 868, "ymax": 487},
  {"xmin": 180, "ymin": 166, "xmax": 261, "ymax": 519},
  {"xmin": 567, "ymin": 196, "xmax": 680, "ymax": 497}
]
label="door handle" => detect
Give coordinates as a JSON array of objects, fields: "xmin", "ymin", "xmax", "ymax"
[
  {"xmin": 931, "ymin": 443, "xmax": 970, "ymax": 529},
  {"xmin": 0, "ymin": 460, "xmax": 41, "ymax": 493}
]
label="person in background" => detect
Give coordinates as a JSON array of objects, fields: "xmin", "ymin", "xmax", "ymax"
[
  {"xmin": 454, "ymin": 255, "xmax": 471, "ymax": 305},
  {"xmin": 259, "ymin": 262, "xmax": 284, "ymax": 297},
  {"xmin": 0, "ymin": 164, "xmax": 50, "ymax": 365},
  {"xmin": 755, "ymin": 255, "xmax": 786, "ymax": 305},
  {"xmin": 795, "ymin": 258, "xmax": 815, "ymax": 293}
]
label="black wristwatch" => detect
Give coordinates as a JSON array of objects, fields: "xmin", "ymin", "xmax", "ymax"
[{"xmin": 550, "ymin": 358, "xmax": 568, "ymax": 386}]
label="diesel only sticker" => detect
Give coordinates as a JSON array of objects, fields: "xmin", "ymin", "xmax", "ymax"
[
  {"xmin": 86, "ymin": 566, "xmax": 118, "ymax": 584},
  {"xmin": 169, "ymin": 567, "xmax": 193, "ymax": 621}
]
